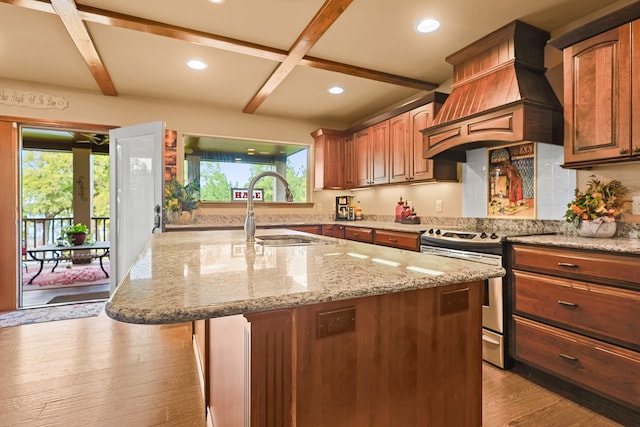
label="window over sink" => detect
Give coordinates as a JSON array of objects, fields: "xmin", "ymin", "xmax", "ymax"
[{"xmin": 183, "ymin": 134, "xmax": 308, "ymax": 203}]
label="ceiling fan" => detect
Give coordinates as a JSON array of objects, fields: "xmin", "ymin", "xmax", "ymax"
[{"xmin": 76, "ymin": 133, "xmax": 109, "ymax": 145}]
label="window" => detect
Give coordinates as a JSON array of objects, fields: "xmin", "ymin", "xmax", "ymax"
[{"xmin": 183, "ymin": 135, "xmax": 308, "ymax": 202}]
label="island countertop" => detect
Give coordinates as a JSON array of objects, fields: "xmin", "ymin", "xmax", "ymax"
[{"xmin": 105, "ymin": 229, "xmax": 505, "ymax": 324}]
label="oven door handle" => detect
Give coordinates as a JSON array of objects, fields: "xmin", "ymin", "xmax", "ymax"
[{"xmin": 482, "ymin": 334, "xmax": 500, "ymax": 346}]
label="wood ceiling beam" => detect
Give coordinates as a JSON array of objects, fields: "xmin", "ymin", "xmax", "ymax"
[
  {"xmin": 301, "ymin": 56, "xmax": 438, "ymax": 91},
  {"xmin": 243, "ymin": 0, "xmax": 354, "ymax": 113},
  {"xmin": 49, "ymin": 0, "xmax": 116, "ymax": 96},
  {"xmin": 0, "ymin": 0, "xmax": 437, "ymax": 97}
]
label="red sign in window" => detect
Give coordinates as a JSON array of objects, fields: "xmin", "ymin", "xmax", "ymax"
[{"xmin": 231, "ymin": 188, "xmax": 264, "ymax": 201}]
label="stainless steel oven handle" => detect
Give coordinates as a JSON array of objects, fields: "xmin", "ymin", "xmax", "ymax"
[{"xmin": 482, "ymin": 334, "xmax": 500, "ymax": 345}]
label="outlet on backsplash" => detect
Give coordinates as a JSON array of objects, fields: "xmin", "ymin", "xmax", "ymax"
[
  {"xmin": 436, "ymin": 200, "xmax": 443, "ymax": 213},
  {"xmin": 632, "ymin": 196, "xmax": 640, "ymax": 215}
]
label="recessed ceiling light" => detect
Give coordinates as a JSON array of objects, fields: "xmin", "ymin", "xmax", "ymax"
[
  {"xmin": 328, "ymin": 86, "xmax": 344, "ymax": 95},
  {"xmin": 416, "ymin": 18, "xmax": 440, "ymax": 33},
  {"xmin": 209, "ymin": 0, "xmax": 225, "ymax": 3},
  {"xmin": 186, "ymin": 59, "xmax": 208, "ymax": 70}
]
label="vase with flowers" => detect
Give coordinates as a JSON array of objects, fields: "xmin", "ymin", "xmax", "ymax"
[
  {"xmin": 164, "ymin": 178, "xmax": 199, "ymax": 224},
  {"xmin": 564, "ymin": 177, "xmax": 630, "ymax": 238}
]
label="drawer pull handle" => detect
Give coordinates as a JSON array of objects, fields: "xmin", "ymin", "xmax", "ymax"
[
  {"xmin": 353, "ymin": 233, "xmax": 359, "ymax": 237},
  {"xmin": 389, "ymin": 238, "xmax": 398, "ymax": 242},
  {"xmin": 557, "ymin": 300, "xmax": 578, "ymax": 308},
  {"xmin": 559, "ymin": 353, "xmax": 578, "ymax": 362},
  {"xmin": 557, "ymin": 262, "xmax": 578, "ymax": 268}
]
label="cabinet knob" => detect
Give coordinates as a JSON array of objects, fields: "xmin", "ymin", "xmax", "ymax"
[
  {"xmin": 619, "ymin": 148, "xmax": 628, "ymax": 154},
  {"xmin": 634, "ymin": 146, "xmax": 640, "ymax": 154}
]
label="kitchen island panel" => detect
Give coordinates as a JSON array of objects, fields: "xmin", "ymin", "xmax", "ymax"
[{"xmin": 208, "ymin": 281, "xmax": 483, "ymax": 426}]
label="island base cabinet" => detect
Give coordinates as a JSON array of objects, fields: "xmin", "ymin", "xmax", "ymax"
[
  {"xmin": 513, "ymin": 316, "xmax": 640, "ymax": 409},
  {"xmin": 203, "ymin": 282, "xmax": 483, "ymax": 427}
]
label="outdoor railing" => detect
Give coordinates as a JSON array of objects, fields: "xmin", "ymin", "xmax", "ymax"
[{"xmin": 22, "ymin": 216, "xmax": 110, "ymax": 251}]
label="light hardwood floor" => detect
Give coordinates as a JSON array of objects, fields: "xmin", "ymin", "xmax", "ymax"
[
  {"xmin": 0, "ymin": 312, "xmax": 637, "ymax": 426},
  {"xmin": 0, "ymin": 312, "xmax": 205, "ymax": 426}
]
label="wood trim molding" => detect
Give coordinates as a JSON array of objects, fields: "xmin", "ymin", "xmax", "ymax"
[
  {"xmin": 0, "ymin": 121, "xmax": 18, "ymax": 312},
  {"xmin": 0, "ymin": 0, "xmax": 437, "ymax": 112}
]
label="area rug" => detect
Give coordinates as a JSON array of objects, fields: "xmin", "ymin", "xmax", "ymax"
[
  {"xmin": 22, "ymin": 263, "xmax": 110, "ymax": 290},
  {"xmin": 0, "ymin": 302, "xmax": 105, "ymax": 328},
  {"xmin": 47, "ymin": 291, "xmax": 110, "ymax": 304}
]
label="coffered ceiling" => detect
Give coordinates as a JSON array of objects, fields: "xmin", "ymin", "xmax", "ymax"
[{"xmin": 0, "ymin": 0, "xmax": 631, "ymax": 127}]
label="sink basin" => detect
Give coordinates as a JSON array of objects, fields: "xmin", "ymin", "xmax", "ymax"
[{"xmin": 255, "ymin": 234, "xmax": 334, "ymax": 246}]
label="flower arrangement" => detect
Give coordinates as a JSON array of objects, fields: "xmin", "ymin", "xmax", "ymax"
[
  {"xmin": 564, "ymin": 177, "xmax": 630, "ymax": 228},
  {"xmin": 164, "ymin": 178, "xmax": 199, "ymax": 214}
]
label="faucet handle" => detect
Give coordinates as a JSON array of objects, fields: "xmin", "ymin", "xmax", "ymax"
[{"xmin": 285, "ymin": 187, "xmax": 294, "ymax": 202}]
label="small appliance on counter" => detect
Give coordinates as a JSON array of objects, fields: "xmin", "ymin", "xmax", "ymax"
[
  {"xmin": 395, "ymin": 196, "xmax": 420, "ymax": 224},
  {"xmin": 336, "ymin": 196, "xmax": 354, "ymax": 220}
]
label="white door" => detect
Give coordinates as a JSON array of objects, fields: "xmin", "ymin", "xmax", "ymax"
[{"xmin": 109, "ymin": 121, "xmax": 164, "ymax": 292}]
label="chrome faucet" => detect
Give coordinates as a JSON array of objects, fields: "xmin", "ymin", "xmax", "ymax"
[{"xmin": 245, "ymin": 171, "xmax": 294, "ymax": 242}]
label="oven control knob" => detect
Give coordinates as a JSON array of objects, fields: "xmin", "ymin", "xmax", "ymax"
[
  {"xmin": 435, "ymin": 229, "xmax": 441, "ymax": 235},
  {"xmin": 480, "ymin": 232, "xmax": 487, "ymax": 239},
  {"xmin": 427, "ymin": 228, "xmax": 434, "ymax": 234},
  {"xmin": 490, "ymin": 232, "xmax": 499, "ymax": 239}
]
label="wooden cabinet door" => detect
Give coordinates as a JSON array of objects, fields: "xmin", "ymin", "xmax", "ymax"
[
  {"xmin": 311, "ymin": 129, "xmax": 345, "ymax": 190},
  {"xmin": 322, "ymin": 224, "xmax": 345, "ymax": 239},
  {"xmin": 631, "ymin": 19, "xmax": 640, "ymax": 157},
  {"xmin": 410, "ymin": 104, "xmax": 436, "ymax": 181},
  {"xmin": 354, "ymin": 128, "xmax": 371, "ymax": 187},
  {"xmin": 563, "ymin": 24, "xmax": 632, "ymax": 164},
  {"xmin": 389, "ymin": 112, "xmax": 411, "ymax": 183},
  {"xmin": 370, "ymin": 120, "xmax": 390, "ymax": 185},
  {"xmin": 343, "ymin": 134, "xmax": 355, "ymax": 189}
]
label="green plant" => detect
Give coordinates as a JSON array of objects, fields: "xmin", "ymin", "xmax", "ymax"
[
  {"xmin": 564, "ymin": 177, "xmax": 630, "ymax": 228},
  {"xmin": 63, "ymin": 223, "xmax": 89, "ymax": 234},
  {"xmin": 165, "ymin": 179, "xmax": 199, "ymax": 213}
]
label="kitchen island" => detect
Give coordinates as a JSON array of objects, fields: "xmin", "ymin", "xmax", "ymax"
[{"xmin": 106, "ymin": 229, "xmax": 505, "ymax": 426}]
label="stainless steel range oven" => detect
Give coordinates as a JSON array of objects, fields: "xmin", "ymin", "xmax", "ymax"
[{"xmin": 420, "ymin": 228, "xmax": 508, "ymax": 368}]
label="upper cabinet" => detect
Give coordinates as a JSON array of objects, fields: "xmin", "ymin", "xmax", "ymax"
[
  {"xmin": 562, "ymin": 23, "xmax": 635, "ymax": 166},
  {"xmin": 312, "ymin": 92, "xmax": 457, "ymax": 190},
  {"xmin": 552, "ymin": 3, "xmax": 640, "ymax": 168},
  {"xmin": 311, "ymin": 128, "xmax": 347, "ymax": 190}
]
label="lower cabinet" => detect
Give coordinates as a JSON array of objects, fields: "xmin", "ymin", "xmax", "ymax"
[
  {"xmin": 287, "ymin": 225, "xmax": 322, "ymax": 235},
  {"xmin": 205, "ymin": 282, "xmax": 484, "ymax": 426},
  {"xmin": 373, "ymin": 229, "xmax": 420, "ymax": 251},
  {"xmin": 344, "ymin": 226, "xmax": 374, "ymax": 243},
  {"xmin": 321, "ymin": 224, "xmax": 345, "ymax": 238},
  {"xmin": 508, "ymin": 244, "xmax": 640, "ymax": 410}
]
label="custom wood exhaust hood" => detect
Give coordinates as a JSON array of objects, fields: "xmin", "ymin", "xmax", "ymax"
[{"xmin": 422, "ymin": 20, "xmax": 563, "ymax": 162}]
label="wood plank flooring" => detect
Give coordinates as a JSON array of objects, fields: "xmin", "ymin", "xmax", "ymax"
[
  {"xmin": 0, "ymin": 312, "xmax": 205, "ymax": 426},
  {"xmin": 1, "ymin": 312, "xmax": 637, "ymax": 426}
]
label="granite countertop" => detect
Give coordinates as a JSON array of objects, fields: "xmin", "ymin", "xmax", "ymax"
[
  {"xmin": 105, "ymin": 229, "xmax": 504, "ymax": 325},
  {"xmin": 166, "ymin": 220, "xmax": 429, "ymax": 234},
  {"xmin": 507, "ymin": 234, "xmax": 640, "ymax": 255}
]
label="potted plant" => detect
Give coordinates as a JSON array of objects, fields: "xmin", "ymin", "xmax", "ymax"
[
  {"xmin": 564, "ymin": 177, "xmax": 630, "ymax": 237},
  {"xmin": 63, "ymin": 223, "xmax": 89, "ymax": 246},
  {"xmin": 164, "ymin": 179, "xmax": 199, "ymax": 224}
]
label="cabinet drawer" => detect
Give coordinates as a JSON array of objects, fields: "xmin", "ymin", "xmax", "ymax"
[
  {"xmin": 513, "ymin": 270, "xmax": 640, "ymax": 348},
  {"xmin": 287, "ymin": 225, "xmax": 322, "ymax": 235},
  {"xmin": 344, "ymin": 227, "xmax": 374, "ymax": 243},
  {"xmin": 373, "ymin": 230, "xmax": 419, "ymax": 251},
  {"xmin": 513, "ymin": 316, "xmax": 640, "ymax": 409},
  {"xmin": 510, "ymin": 245, "xmax": 640, "ymax": 287},
  {"xmin": 322, "ymin": 225, "xmax": 345, "ymax": 239}
]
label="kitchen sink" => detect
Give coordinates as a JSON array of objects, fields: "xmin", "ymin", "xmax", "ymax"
[{"xmin": 255, "ymin": 234, "xmax": 335, "ymax": 246}]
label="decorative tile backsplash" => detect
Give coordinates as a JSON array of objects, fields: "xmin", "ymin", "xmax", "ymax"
[{"xmin": 462, "ymin": 144, "xmax": 575, "ymax": 221}]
